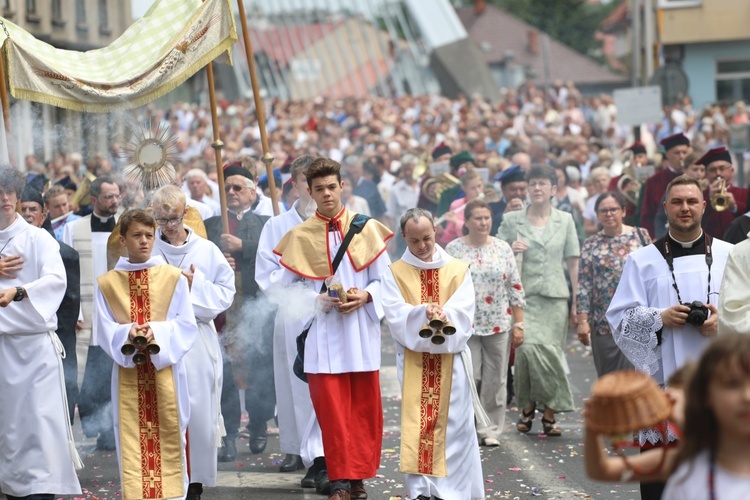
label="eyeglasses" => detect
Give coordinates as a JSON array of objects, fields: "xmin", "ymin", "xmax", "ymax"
[
  {"xmin": 225, "ymin": 184, "xmax": 244, "ymax": 193},
  {"xmin": 597, "ymin": 208, "xmax": 621, "ymax": 215},
  {"xmin": 528, "ymin": 181, "xmax": 551, "ymax": 188},
  {"xmin": 707, "ymin": 165, "xmax": 731, "ymax": 175},
  {"xmin": 155, "ymin": 216, "xmax": 184, "ymax": 227}
]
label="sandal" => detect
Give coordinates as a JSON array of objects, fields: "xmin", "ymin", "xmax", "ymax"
[
  {"xmin": 542, "ymin": 417, "xmax": 562, "ymax": 437},
  {"xmin": 516, "ymin": 407, "xmax": 535, "ymax": 433}
]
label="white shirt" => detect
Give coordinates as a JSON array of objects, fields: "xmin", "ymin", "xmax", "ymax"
[
  {"xmin": 663, "ymin": 451, "xmax": 750, "ymax": 500},
  {"xmin": 277, "ymin": 234, "xmax": 391, "ymax": 374}
]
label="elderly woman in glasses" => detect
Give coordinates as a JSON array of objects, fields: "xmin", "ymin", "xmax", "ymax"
[
  {"xmin": 576, "ymin": 191, "xmax": 651, "ymax": 377},
  {"xmin": 497, "ymin": 165, "xmax": 580, "ymax": 437}
]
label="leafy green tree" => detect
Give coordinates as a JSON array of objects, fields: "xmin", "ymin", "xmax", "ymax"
[{"xmin": 488, "ymin": 0, "xmax": 617, "ymax": 57}]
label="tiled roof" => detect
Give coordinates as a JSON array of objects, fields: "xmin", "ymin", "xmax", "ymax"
[
  {"xmin": 249, "ymin": 21, "xmax": 343, "ymax": 66},
  {"xmin": 455, "ymin": 4, "xmax": 627, "ymax": 85}
]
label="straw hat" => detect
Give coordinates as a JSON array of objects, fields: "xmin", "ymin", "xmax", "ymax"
[{"xmin": 585, "ymin": 370, "xmax": 671, "ymax": 435}]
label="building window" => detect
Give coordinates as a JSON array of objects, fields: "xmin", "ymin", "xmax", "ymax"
[
  {"xmin": 25, "ymin": 0, "xmax": 34, "ymax": 14},
  {"xmin": 77, "ymin": 0, "xmax": 86, "ymax": 26},
  {"xmin": 716, "ymin": 59, "xmax": 750, "ymax": 103},
  {"xmin": 99, "ymin": 0, "xmax": 108, "ymax": 30},
  {"xmin": 52, "ymin": 0, "xmax": 63, "ymax": 22}
]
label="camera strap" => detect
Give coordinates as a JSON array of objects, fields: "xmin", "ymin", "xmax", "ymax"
[{"xmin": 662, "ymin": 232, "xmax": 713, "ymax": 305}]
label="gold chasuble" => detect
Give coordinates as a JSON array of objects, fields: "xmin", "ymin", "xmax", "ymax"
[
  {"xmin": 98, "ymin": 265, "xmax": 184, "ymax": 500},
  {"xmin": 274, "ymin": 206, "xmax": 393, "ymax": 279},
  {"xmin": 389, "ymin": 258, "xmax": 468, "ymax": 477}
]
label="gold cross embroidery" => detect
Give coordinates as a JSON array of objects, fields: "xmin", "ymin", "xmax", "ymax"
[
  {"xmin": 142, "ymin": 421, "xmax": 158, "ymax": 440},
  {"xmin": 138, "ymin": 377, "xmax": 155, "ymax": 391},
  {"xmin": 131, "ymin": 278, "xmax": 146, "ymax": 297},
  {"xmin": 422, "ymin": 387, "xmax": 440, "ymax": 405},
  {"xmin": 420, "ymin": 437, "xmax": 434, "ymax": 449},
  {"xmin": 146, "ymin": 470, "xmax": 161, "ymax": 488}
]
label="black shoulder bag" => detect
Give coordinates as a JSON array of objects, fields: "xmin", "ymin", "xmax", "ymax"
[{"xmin": 293, "ymin": 213, "xmax": 371, "ymax": 382}]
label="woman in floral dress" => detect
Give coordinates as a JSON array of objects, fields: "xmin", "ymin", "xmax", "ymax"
[
  {"xmin": 576, "ymin": 191, "xmax": 651, "ymax": 377},
  {"xmin": 446, "ymin": 199, "xmax": 525, "ymax": 446}
]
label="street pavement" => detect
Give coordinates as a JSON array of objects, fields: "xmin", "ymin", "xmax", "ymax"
[{"xmin": 59, "ymin": 325, "xmax": 642, "ymax": 500}]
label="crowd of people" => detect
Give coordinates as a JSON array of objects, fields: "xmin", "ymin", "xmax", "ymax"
[{"xmin": 3, "ymin": 83, "xmax": 750, "ymax": 500}]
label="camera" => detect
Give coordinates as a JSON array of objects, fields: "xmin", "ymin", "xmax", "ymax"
[{"xmin": 683, "ymin": 300, "xmax": 709, "ymax": 327}]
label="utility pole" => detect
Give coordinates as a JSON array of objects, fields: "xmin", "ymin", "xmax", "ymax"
[
  {"xmin": 644, "ymin": 0, "xmax": 654, "ymax": 81},
  {"xmin": 631, "ymin": 0, "xmax": 642, "ymax": 87}
]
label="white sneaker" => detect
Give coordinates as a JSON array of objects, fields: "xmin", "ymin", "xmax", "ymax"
[{"xmin": 483, "ymin": 437, "xmax": 500, "ymax": 447}]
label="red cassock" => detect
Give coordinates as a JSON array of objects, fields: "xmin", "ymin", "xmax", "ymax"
[
  {"xmin": 702, "ymin": 185, "xmax": 749, "ymax": 238},
  {"xmin": 640, "ymin": 169, "xmax": 681, "ymax": 239}
]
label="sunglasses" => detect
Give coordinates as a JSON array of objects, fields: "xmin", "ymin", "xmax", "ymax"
[{"xmin": 225, "ymin": 184, "xmax": 244, "ymax": 193}]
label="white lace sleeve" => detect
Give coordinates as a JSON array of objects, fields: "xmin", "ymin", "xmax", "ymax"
[
  {"xmin": 614, "ymin": 306, "xmax": 664, "ymax": 376},
  {"xmin": 638, "ymin": 422, "xmax": 680, "ymax": 446}
]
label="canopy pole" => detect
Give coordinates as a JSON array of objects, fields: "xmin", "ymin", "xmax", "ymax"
[
  {"xmin": 0, "ymin": 23, "xmax": 15, "ymax": 167},
  {"xmin": 206, "ymin": 62, "xmax": 229, "ymax": 234},
  {"xmin": 236, "ymin": 0, "xmax": 279, "ymax": 215}
]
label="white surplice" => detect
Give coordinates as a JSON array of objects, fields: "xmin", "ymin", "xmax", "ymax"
[
  {"xmin": 95, "ymin": 256, "xmax": 199, "ymax": 499},
  {"xmin": 0, "ymin": 214, "xmax": 82, "ymax": 497},
  {"xmin": 607, "ymin": 240, "xmax": 732, "ymax": 387},
  {"xmin": 154, "ymin": 227, "xmax": 235, "ymax": 486},
  {"xmin": 718, "ymin": 239, "xmax": 750, "ymax": 335},
  {"xmin": 381, "ymin": 246, "xmax": 484, "ymax": 500},
  {"xmin": 255, "ymin": 200, "xmax": 324, "ymax": 465},
  {"xmin": 276, "ymin": 239, "xmax": 390, "ymax": 376}
]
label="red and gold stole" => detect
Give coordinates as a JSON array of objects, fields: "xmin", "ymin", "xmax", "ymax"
[
  {"xmin": 98, "ymin": 265, "xmax": 184, "ymax": 500},
  {"xmin": 389, "ymin": 258, "xmax": 468, "ymax": 477}
]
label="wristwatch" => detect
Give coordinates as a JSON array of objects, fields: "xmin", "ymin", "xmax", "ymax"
[{"xmin": 12, "ymin": 286, "xmax": 24, "ymax": 302}]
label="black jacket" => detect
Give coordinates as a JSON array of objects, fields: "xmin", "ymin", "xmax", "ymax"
[{"xmin": 205, "ymin": 211, "xmax": 269, "ymax": 299}]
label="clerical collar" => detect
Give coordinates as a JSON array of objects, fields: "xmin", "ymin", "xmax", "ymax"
[
  {"xmin": 93, "ymin": 212, "xmax": 113, "ymax": 223},
  {"xmin": 668, "ymin": 230, "xmax": 703, "ymax": 248}
]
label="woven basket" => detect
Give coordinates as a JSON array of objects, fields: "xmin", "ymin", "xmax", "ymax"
[{"xmin": 585, "ymin": 370, "xmax": 671, "ymax": 435}]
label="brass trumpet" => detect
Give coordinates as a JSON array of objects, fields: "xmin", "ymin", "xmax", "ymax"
[{"xmin": 712, "ymin": 177, "xmax": 729, "ymax": 212}]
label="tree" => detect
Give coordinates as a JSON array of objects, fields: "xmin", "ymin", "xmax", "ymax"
[{"xmin": 488, "ymin": 0, "xmax": 617, "ymax": 58}]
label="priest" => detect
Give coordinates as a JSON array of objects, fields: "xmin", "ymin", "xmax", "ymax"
[
  {"xmin": 255, "ymin": 155, "xmax": 327, "ymax": 491},
  {"xmin": 608, "ymin": 175, "xmax": 732, "ymax": 384},
  {"xmin": 0, "ymin": 166, "xmax": 82, "ymax": 499},
  {"xmin": 607, "ymin": 175, "xmax": 732, "ymax": 500},
  {"xmin": 95, "ymin": 209, "xmax": 198, "ymax": 500},
  {"xmin": 151, "ymin": 186, "xmax": 236, "ymax": 500},
  {"xmin": 381, "ymin": 208, "xmax": 483, "ymax": 500},
  {"xmin": 273, "ymin": 157, "xmax": 393, "ymax": 500}
]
